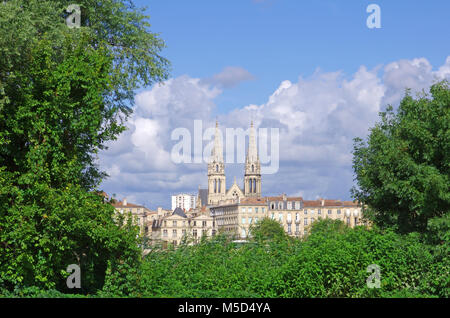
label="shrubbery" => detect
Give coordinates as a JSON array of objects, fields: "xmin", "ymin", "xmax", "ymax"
[{"xmin": 98, "ymin": 218, "xmax": 449, "ymax": 298}]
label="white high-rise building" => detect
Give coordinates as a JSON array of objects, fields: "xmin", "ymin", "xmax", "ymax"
[{"xmin": 171, "ymin": 193, "xmax": 197, "ymax": 212}]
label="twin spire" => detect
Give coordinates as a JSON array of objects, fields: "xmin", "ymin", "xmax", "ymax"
[
  {"xmin": 209, "ymin": 121, "xmax": 258, "ymax": 164},
  {"xmin": 207, "ymin": 120, "xmax": 262, "ymax": 203}
]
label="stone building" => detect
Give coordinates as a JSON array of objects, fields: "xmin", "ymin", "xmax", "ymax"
[
  {"xmin": 112, "ymin": 198, "xmax": 157, "ymax": 237},
  {"xmin": 266, "ymin": 195, "xmax": 363, "ymax": 237},
  {"xmin": 151, "ymin": 206, "xmax": 215, "ymax": 248},
  {"xmin": 209, "ymin": 195, "xmax": 362, "ymax": 239}
]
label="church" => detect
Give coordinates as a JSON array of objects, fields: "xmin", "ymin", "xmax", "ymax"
[{"xmin": 197, "ymin": 121, "xmax": 261, "ymax": 207}]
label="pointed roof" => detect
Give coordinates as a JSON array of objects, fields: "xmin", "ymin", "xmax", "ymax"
[
  {"xmin": 246, "ymin": 121, "xmax": 258, "ymax": 163},
  {"xmin": 209, "ymin": 121, "xmax": 223, "ymax": 163},
  {"xmin": 172, "ymin": 207, "xmax": 187, "ymax": 218}
]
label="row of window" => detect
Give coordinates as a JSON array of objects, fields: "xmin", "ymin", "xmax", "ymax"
[
  {"xmin": 241, "ymin": 207, "xmax": 266, "ymax": 213},
  {"xmin": 268, "ymin": 214, "xmax": 359, "ymax": 225},
  {"xmin": 268, "ymin": 209, "xmax": 352, "ymax": 219},
  {"xmin": 162, "ymin": 229, "xmax": 209, "ymax": 238},
  {"xmin": 241, "ymin": 217, "xmax": 260, "ymax": 224},
  {"xmin": 269, "ymin": 202, "xmax": 302, "ymax": 210},
  {"xmin": 163, "ymin": 220, "xmax": 211, "ymax": 227},
  {"xmin": 217, "ymin": 217, "xmax": 237, "ymax": 226}
]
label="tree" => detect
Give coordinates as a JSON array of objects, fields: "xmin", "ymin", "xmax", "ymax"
[
  {"xmin": 0, "ymin": 0, "xmax": 169, "ymax": 293},
  {"xmin": 249, "ymin": 218, "xmax": 289, "ymax": 243},
  {"xmin": 352, "ymin": 81, "xmax": 450, "ymax": 234}
]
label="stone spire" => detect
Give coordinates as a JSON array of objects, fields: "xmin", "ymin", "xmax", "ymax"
[
  {"xmin": 210, "ymin": 120, "xmax": 223, "ymax": 163},
  {"xmin": 207, "ymin": 121, "xmax": 225, "ymax": 205},
  {"xmin": 246, "ymin": 121, "xmax": 258, "ymax": 163},
  {"xmin": 244, "ymin": 121, "xmax": 261, "ymax": 197}
]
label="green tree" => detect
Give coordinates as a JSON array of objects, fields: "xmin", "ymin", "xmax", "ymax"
[
  {"xmin": 249, "ymin": 218, "xmax": 289, "ymax": 243},
  {"xmin": 352, "ymin": 81, "xmax": 450, "ymax": 234},
  {"xmin": 0, "ymin": 0, "xmax": 169, "ymax": 293}
]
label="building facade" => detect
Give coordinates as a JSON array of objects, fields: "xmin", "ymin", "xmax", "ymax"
[
  {"xmin": 209, "ymin": 195, "xmax": 363, "ymax": 239},
  {"xmin": 151, "ymin": 207, "xmax": 215, "ymax": 248},
  {"xmin": 171, "ymin": 193, "xmax": 197, "ymax": 211},
  {"xmin": 112, "ymin": 198, "xmax": 157, "ymax": 237}
]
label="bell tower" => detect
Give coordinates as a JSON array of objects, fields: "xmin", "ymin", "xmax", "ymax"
[
  {"xmin": 244, "ymin": 121, "xmax": 261, "ymax": 197},
  {"xmin": 207, "ymin": 121, "xmax": 226, "ymax": 205}
]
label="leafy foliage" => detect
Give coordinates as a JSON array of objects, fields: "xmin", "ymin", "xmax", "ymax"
[
  {"xmin": 352, "ymin": 81, "xmax": 450, "ymax": 234},
  {"xmin": 0, "ymin": 0, "xmax": 168, "ymax": 293},
  {"xmin": 97, "ymin": 219, "xmax": 449, "ymax": 298},
  {"xmin": 249, "ymin": 217, "xmax": 290, "ymax": 243}
]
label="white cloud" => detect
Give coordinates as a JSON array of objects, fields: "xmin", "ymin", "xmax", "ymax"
[
  {"xmin": 202, "ymin": 66, "xmax": 255, "ymax": 88},
  {"xmin": 99, "ymin": 56, "xmax": 450, "ymax": 209}
]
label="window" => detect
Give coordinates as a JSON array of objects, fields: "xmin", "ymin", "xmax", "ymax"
[
  {"xmin": 173, "ymin": 221, "xmax": 177, "ymax": 227},
  {"xmin": 328, "ymin": 209, "xmax": 332, "ymax": 215},
  {"xmin": 193, "ymin": 229, "xmax": 197, "ymax": 238},
  {"xmin": 242, "ymin": 217, "xmax": 246, "ymax": 224},
  {"xmin": 287, "ymin": 202, "xmax": 292, "ymax": 210},
  {"xmin": 287, "ymin": 214, "xmax": 292, "ymax": 222},
  {"xmin": 278, "ymin": 213, "xmax": 283, "ymax": 222},
  {"xmin": 164, "ymin": 220, "xmax": 167, "ymax": 227},
  {"xmin": 248, "ymin": 207, "xmax": 252, "ymax": 213},
  {"xmin": 295, "ymin": 224, "xmax": 300, "ymax": 234},
  {"xmin": 347, "ymin": 218, "xmax": 350, "ymax": 225},
  {"xmin": 304, "ymin": 209, "xmax": 308, "ymax": 215},
  {"xmin": 271, "ymin": 213, "xmax": 275, "ymax": 219},
  {"xmin": 295, "ymin": 213, "xmax": 300, "ymax": 222},
  {"xmin": 337, "ymin": 209, "xmax": 341, "ymax": 215},
  {"xmin": 304, "ymin": 218, "xmax": 308, "ymax": 225},
  {"xmin": 173, "ymin": 240, "xmax": 177, "ymax": 246},
  {"xmin": 193, "ymin": 221, "xmax": 197, "ymax": 226},
  {"xmin": 287, "ymin": 224, "xmax": 292, "ymax": 234},
  {"xmin": 172, "ymin": 229, "xmax": 177, "ymax": 238},
  {"xmin": 248, "ymin": 217, "xmax": 253, "ymax": 224},
  {"xmin": 255, "ymin": 217, "xmax": 258, "ymax": 223},
  {"xmin": 241, "ymin": 228, "xmax": 246, "ymax": 238},
  {"xmin": 182, "ymin": 229, "xmax": 186, "ymax": 236},
  {"xmin": 255, "ymin": 208, "xmax": 259, "ymax": 213},
  {"xmin": 242, "ymin": 207, "xmax": 246, "ymax": 213},
  {"xmin": 163, "ymin": 230, "xmax": 168, "ymax": 237},
  {"xmin": 318, "ymin": 209, "xmax": 321, "ymax": 215},
  {"xmin": 262, "ymin": 208, "xmax": 265, "ymax": 213},
  {"xmin": 202, "ymin": 221, "xmax": 207, "ymax": 227}
]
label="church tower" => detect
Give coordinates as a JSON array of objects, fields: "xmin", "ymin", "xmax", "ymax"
[
  {"xmin": 244, "ymin": 122, "xmax": 261, "ymax": 197},
  {"xmin": 207, "ymin": 121, "xmax": 226, "ymax": 205}
]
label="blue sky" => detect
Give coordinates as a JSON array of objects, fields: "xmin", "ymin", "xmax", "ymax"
[
  {"xmin": 99, "ymin": 0, "xmax": 450, "ymax": 209},
  {"xmin": 141, "ymin": 0, "xmax": 450, "ymax": 111}
]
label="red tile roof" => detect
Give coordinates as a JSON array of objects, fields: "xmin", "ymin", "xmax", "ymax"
[
  {"xmin": 112, "ymin": 200, "xmax": 145, "ymax": 208},
  {"xmin": 240, "ymin": 197, "xmax": 267, "ymax": 205}
]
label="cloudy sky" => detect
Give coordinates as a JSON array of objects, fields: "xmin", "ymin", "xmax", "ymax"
[{"xmin": 98, "ymin": 0, "xmax": 450, "ymax": 209}]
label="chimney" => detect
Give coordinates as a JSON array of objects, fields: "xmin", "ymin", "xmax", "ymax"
[
  {"xmin": 321, "ymin": 199, "xmax": 324, "ymax": 207},
  {"xmin": 123, "ymin": 198, "xmax": 127, "ymax": 206}
]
